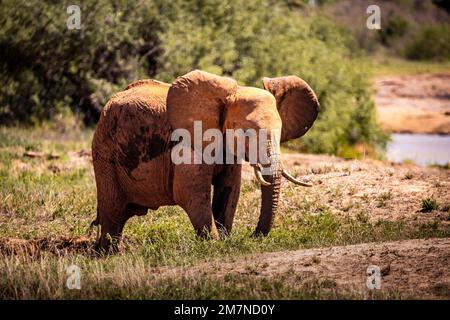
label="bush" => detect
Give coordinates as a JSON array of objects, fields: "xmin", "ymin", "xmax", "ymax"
[
  {"xmin": 405, "ymin": 25, "xmax": 450, "ymax": 61},
  {"xmin": 0, "ymin": 0, "xmax": 161, "ymax": 124},
  {"xmin": 433, "ymin": 0, "xmax": 450, "ymax": 13},
  {"xmin": 157, "ymin": 0, "xmax": 388, "ymax": 154},
  {"xmin": 380, "ymin": 16, "xmax": 409, "ymax": 46},
  {"xmin": 0, "ymin": 0, "xmax": 388, "ymax": 155}
]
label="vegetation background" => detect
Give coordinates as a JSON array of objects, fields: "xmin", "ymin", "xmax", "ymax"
[{"xmin": 2, "ymin": 0, "xmax": 447, "ymax": 157}]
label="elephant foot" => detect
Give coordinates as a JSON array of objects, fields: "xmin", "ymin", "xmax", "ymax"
[
  {"xmin": 195, "ymin": 222, "xmax": 219, "ymax": 240},
  {"xmin": 250, "ymin": 229, "xmax": 269, "ymax": 238},
  {"xmin": 94, "ymin": 236, "xmax": 120, "ymax": 255},
  {"xmin": 94, "ymin": 220, "xmax": 125, "ymax": 254},
  {"xmin": 217, "ymin": 226, "xmax": 231, "ymax": 239}
]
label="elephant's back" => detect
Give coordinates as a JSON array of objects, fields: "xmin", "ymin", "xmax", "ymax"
[
  {"xmin": 109, "ymin": 79, "xmax": 170, "ymax": 114},
  {"xmin": 93, "ymin": 79, "xmax": 172, "ymax": 174}
]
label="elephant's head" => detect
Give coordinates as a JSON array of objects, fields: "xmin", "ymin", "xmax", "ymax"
[{"xmin": 167, "ymin": 70, "xmax": 319, "ymax": 236}]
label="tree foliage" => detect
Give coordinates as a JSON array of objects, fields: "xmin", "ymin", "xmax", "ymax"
[
  {"xmin": 405, "ymin": 24, "xmax": 450, "ymax": 61},
  {"xmin": 0, "ymin": 0, "xmax": 387, "ymax": 154}
]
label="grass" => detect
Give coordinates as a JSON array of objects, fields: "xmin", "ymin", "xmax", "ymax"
[
  {"xmin": 370, "ymin": 56, "xmax": 450, "ymax": 77},
  {"xmin": 421, "ymin": 198, "xmax": 439, "ymax": 213},
  {"xmin": 0, "ymin": 126, "xmax": 449, "ymax": 299},
  {"xmin": 376, "ymin": 191, "xmax": 392, "ymax": 208},
  {"xmin": 0, "ymin": 259, "xmax": 403, "ymax": 299},
  {"xmin": 403, "ymin": 172, "xmax": 414, "ymax": 180},
  {"xmin": 429, "ymin": 163, "xmax": 450, "ymax": 170}
]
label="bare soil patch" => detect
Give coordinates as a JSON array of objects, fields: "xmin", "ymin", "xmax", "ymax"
[
  {"xmin": 243, "ymin": 153, "xmax": 450, "ymax": 222},
  {"xmin": 160, "ymin": 238, "xmax": 450, "ymax": 299},
  {"xmin": 0, "ymin": 236, "xmax": 93, "ymax": 258}
]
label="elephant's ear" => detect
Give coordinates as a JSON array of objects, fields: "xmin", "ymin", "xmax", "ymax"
[
  {"xmin": 167, "ymin": 70, "xmax": 237, "ymax": 140},
  {"xmin": 262, "ymin": 76, "xmax": 320, "ymax": 143}
]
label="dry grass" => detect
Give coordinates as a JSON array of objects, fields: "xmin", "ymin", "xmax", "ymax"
[{"xmin": 0, "ymin": 127, "xmax": 449, "ymax": 299}]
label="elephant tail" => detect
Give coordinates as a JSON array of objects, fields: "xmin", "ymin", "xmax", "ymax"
[
  {"xmin": 90, "ymin": 206, "xmax": 101, "ymax": 228},
  {"xmin": 88, "ymin": 210, "xmax": 101, "ymax": 245}
]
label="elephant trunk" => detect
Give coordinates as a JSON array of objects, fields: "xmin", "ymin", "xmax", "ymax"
[{"xmin": 252, "ymin": 139, "xmax": 281, "ymax": 237}]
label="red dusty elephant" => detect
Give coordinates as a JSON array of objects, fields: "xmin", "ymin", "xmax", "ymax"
[{"xmin": 91, "ymin": 70, "xmax": 319, "ymax": 252}]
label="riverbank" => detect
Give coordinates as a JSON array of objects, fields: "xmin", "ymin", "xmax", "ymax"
[{"xmin": 374, "ymin": 73, "xmax": 450, "ymax": 135}]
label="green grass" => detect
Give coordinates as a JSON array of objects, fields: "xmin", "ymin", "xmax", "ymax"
[
  {"xmin": 421, "ymin": 198, "xmax": 439, "ymax": 212},
  {"xmin": 370, "ymin": 56, "xmax": 450, "ymax": 76},
  {"xmin": 0, "ymin": 126, "xmax": 449, "ymax": 299}
]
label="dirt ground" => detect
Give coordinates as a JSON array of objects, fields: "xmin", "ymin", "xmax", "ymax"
[
  {"xmin": 238, "ymin": 154, "xmax": 449, "ymax": 299},
  {"xmin": 374, "ymin": 73, "xmax": 450, "ymax": 134},
  {"xmin": 61, "ymin": 149, "xmax": 450, "ymax": 223},
  {"xmin": 242, "ymin": 152, "xmax": 450, "ymax": 222},
  {"xmin": 160, "ymin": 238, "xmax": 450, "ymax": 299}
]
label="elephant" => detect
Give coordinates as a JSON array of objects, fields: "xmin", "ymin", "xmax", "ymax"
[{"xmin": 91, "ymin": 70, "xmax": 320, "ymax": 252}]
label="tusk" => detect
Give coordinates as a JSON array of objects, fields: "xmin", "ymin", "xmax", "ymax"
[
  {"xmin": 253, "ymin": 165, "xmax": 271, "ymax": 187},
  {"xmin": 282, "ymin": 169, "xmax": 312, "ymax": 187}
]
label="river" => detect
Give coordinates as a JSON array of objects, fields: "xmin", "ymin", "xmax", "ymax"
[{"xmin": 386, "ymin": 133, "xmax": 450, "ymax": 166}]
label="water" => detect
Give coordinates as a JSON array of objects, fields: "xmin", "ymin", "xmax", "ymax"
[{"xmin": 386, "ymin": 133, "xmax": 450, "ymax": 166}]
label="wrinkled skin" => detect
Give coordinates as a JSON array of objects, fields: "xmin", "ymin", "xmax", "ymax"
[{"xmin": 92, "ymin": 70, "xmax": 319, "ymax": 253}]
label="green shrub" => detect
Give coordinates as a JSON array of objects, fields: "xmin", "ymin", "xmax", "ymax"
[
  {"xmin": 0, "ymin": 0, "xmax": 388, "ymax": 155},
  {"xmin": 158, "ymin": 0, "xmax": 388, "ymax": 154},
  {"xmin": 433, "ymin": 0, "xmax": 450, "ymax": 13},
  {"xmin": 0, "ymin": 0, "xmax": 161, "ymax": 124},
  {"xmin": 421, "ymin": 198, "xmax": 439, "ymax": 212},
  {"xmin": 405, "ymin": 25, "xmax": 450, "ymax": 61},
  {"xmin": 380, "ymin": 16, "xmax": 409, "ymax": 46}
]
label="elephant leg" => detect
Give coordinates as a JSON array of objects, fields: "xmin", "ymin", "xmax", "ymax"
[
  {"xmin": 94, "ymin": 160, "xmax": 127, "ymax": 253},
  {"xmin": 173, "ymin": 163, "xmax": 218, "ymax": 238},
  {"xmin": 212, "ymin": 164, "xmax": 242, "ymax": 236},
  {"xmin": 184, "ymin": 198, "xmax": 216, "ymax": 238}
]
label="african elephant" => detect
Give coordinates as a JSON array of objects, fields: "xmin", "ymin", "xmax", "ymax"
[{"xmin": 91, "ymin": 70, "xmax": 319, "ymax": 252}]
